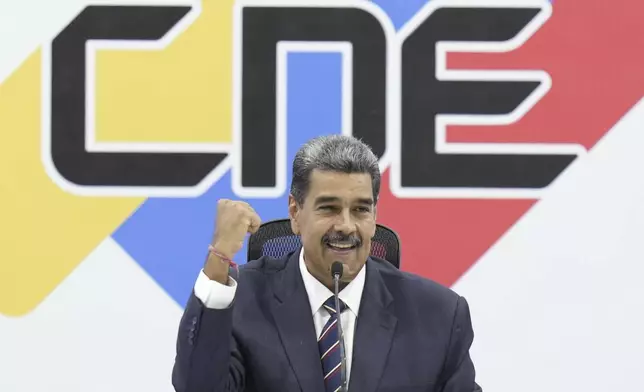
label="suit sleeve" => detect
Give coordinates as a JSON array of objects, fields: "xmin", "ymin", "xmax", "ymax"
[
  {"xmin": 172, "ymin": 273, "xmax": 246, "ymax": 392},
  {"xmin": 438, "ymin": 296, "xmax": 483, "ymax": 392}
]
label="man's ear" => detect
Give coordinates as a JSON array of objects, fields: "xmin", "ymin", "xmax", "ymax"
[{"xmin": 288, "ymin": 194, "xmax": 301, "ymax": 235}]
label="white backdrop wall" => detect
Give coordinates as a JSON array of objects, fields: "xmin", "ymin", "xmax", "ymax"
[{"xmin": 2, "ymin": 0, "xmax": 643, "ymax": 391}]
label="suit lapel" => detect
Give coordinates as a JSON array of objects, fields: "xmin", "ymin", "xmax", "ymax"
[
  {"xmin": 349, "ymin": 259, "xmax": 398, "ymax": 392},
  {"xmin": 270, "ymin": 250, "xmax": 325, "ymax": 392}
]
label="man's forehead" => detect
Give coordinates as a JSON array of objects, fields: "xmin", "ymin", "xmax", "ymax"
[
  {"xmin": 304, "ymin": 170, "xmax": 374, "ymax": 204},
  {"xmin": 308, "ymin": 169, "xmax": 371, "ymax": 185},
  {"xmin": 312, "ymin": 195, "xmax": 374, "ymax": 205}
]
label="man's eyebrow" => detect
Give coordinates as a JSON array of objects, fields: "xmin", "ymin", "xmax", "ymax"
[
  {"xmin": 314, "ymin": 196, "xmax": 374, "ymax": 205},
  {"xmin": 314, "ymin": 196, "xmax": 341, "ymax": 205}
]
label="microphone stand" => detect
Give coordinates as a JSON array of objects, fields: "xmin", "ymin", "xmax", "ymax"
[{"xmin": 333, "ymin": 270, "xmax": 348, "ymax": 392}]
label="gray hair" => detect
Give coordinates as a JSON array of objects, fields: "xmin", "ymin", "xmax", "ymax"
[{"xmin": 290, "ymin": 135, "xmax": 381, "ymax": 205}]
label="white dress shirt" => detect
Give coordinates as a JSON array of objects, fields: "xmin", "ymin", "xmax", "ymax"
[{"xmin": 193, "ymin": 249, "xmax": 367, "ymax": 384}]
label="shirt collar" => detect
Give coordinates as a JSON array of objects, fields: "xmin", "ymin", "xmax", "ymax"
[{"xmin": 299, "ymin": 248, "xmax": 366, "ymax": 317}]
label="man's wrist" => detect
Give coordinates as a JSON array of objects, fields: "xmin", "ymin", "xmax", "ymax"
[
  {"xmin": 210, "ymin": 241, "xmax": 235, "ymax": 260},
  {"xmin": 204, "ymin": 245, "xmax": 232, "ymax": 284}
]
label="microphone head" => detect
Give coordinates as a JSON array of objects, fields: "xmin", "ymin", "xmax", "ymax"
[{"xmin": 331, "ymin": 261, "xmax": 344, "ymax": 278}]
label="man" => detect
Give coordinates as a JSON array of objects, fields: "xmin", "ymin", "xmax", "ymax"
[{"xmin": 172, "ymin": 135, "xmax": 482, "ymax": 392}]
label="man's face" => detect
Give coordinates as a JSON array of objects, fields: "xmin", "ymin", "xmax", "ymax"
[{"xmin": 289, "ymin": 169, "xmax": 377, "ymax": 287}]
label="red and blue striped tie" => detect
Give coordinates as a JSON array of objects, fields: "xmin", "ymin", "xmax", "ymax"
[{"xmin": 318, "ymin": 296, "xmax": 347, "ymax": 392}]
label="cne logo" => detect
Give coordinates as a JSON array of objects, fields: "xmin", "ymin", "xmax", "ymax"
[
  {"xmin": 2, "ymin": 0, "xmax": 583, "ymax": 316},
  {"xmin": 43, "ymin": 0, "xmax": 583, "ymax": 199}
]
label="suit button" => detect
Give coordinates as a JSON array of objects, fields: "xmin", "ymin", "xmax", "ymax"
[
  {"xmin": 188, "ymin": 330, "xmax": 195, "ymax": 345},
  {"xmin": 192, "ymin": 317, "xmax": 197, "ymax": 325}
]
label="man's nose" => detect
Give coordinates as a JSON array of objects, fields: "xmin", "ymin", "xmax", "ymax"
[{"xmin": 334, "ymin": 209, "xmax": 356, "ymax": 234}]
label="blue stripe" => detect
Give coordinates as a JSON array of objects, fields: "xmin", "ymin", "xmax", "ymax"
[{"xmin": 112, "ymin": 53, "xmax": 343, "ymax": 306}]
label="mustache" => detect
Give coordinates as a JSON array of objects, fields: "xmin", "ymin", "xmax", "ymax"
[{"xmin": 322, "ymin": 232, "xmax": 362, "ymax": 247}]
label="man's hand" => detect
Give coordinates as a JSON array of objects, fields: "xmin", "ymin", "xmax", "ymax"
[{"xmin": 205, "ymin": 199, "xmax": 261, "ymax": 283}]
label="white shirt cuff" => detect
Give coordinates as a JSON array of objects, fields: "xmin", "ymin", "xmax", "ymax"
[{"xmin": 193, "ymin": 269, "xmax": 237, "ymax": 309}]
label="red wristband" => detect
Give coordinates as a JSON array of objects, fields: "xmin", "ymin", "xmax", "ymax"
[{"xmin": 208, "ymin": 245, "xmax": 237, "ymax": 267}]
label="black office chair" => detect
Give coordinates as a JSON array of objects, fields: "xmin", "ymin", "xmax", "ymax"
[{"xmin": 247, "ymin": 218, "xmax": 401, "ymax": 269}]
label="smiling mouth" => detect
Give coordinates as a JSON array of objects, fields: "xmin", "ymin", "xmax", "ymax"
[{"xmin": 326, "ymin": 242, "xmax": 357, "ymax": 252}]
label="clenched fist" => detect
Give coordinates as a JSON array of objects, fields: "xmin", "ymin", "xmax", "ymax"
[{"xmin": 205, "ymin": 199, "xmax": 261, "ymax": 283}]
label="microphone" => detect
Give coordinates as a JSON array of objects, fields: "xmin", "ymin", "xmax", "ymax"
[{"xmin": 331, "ymin": 261, "xmax": 348, "ymax": 392}]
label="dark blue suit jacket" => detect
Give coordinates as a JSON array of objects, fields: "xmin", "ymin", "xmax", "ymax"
[{"xmin": 172, "ymin": 250, "xmax": 482, "ymax": 392}]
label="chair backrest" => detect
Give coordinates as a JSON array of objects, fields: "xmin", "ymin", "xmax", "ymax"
[{"xmin": 247, "ymin": 218, "xmax": 401, "ymax": 268}]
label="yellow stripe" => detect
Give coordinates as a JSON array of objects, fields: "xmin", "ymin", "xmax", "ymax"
[
  {"xmin": 0, "ymin": 51, "xmax": 143, "ymax": 316},
  {"xmin": 0, "ymin": 0, "xmax": 237, "ymax": 316},
  {"xmin": 95, "ymin": 0, "xmax": 235, "ymax": 144}
]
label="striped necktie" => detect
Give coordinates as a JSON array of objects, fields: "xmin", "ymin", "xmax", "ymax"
[{"xmin": 318, "ymin": 296, "xmax": 347, "ymax": 392}]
